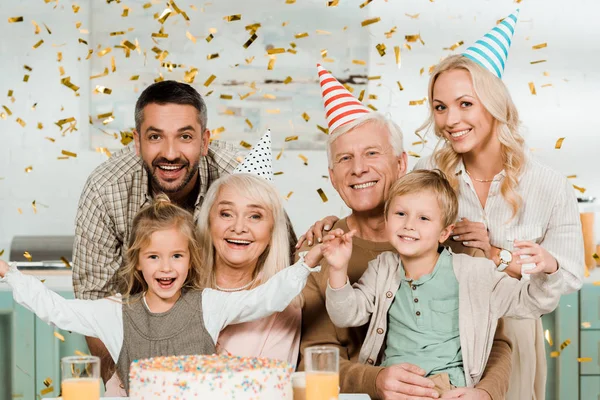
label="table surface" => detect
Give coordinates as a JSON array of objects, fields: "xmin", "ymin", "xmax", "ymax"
[{"xmin": 48, "ymin": 396, "xmax": 371, "ymax": 400}]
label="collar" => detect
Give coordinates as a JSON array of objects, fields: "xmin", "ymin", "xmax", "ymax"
[
  {"xmin": 399, "ymin": 247, "xmax": 452, "ymax": 285},
  {"xmin": 455, "ymin": 158, "xmax": 506, "ymax": 183}
]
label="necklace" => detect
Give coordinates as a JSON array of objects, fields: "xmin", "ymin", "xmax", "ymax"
[
  {"xmin": 214, "ymin": 277, "xmax": 256, "ymax": 292},
  {"xmin": 465, "ymin": 169, "xmax": 495, "ymax": 183}
]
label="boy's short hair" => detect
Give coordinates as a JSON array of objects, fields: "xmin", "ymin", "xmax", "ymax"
[{"xmin": 384, "ymin": 169, "xmax": 458, "ymax": 227}]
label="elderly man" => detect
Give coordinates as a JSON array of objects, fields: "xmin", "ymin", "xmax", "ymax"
[
  {"xmin": 296, "ymin": 66, "xmax": 512, "ymax": 400},
  {"xmin": 72, "ymin": 80, "xmax": 241, "ymax": 381}
]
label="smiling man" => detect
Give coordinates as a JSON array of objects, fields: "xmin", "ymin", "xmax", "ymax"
[{"xmin": 72, "ymin": 80, "xmax": 240, "ymax": 382}]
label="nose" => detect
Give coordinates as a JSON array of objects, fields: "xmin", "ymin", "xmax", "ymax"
[
  {"xmin": 446, "ymin": 105, "xmax": 460, "ymax": 128},
  {"xmin": 162, "ymin": 138, "xmax": 179, "ymax": 161},
  {"xmin": 404, "ymin": 216, "xmax": 416, "ymax": 231},
  {"xmin": 351, "ymin": 154, "xmax": 368, "ymax": 176},
  {"xmin": 159, "ymin": 258, "xmax": 173, "ymax": 272},
  {"xmin": 231, "ymin": 215, "xmax": 248, "ymax": 234}
]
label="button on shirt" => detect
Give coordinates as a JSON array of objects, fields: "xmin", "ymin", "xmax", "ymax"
[{"xmin": 382, "ymin": 249, "xmax": 465, "ymax": 387}]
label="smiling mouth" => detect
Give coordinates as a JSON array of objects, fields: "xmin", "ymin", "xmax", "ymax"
[
  {"xmin": 156, "ymin": 277, "xmax": 176, "ymax": 289},
  {"xmin": 157, "ymin": 165, "xmax": 185, "ymax": 172},
  {"xmin": 225, "ymin": 239, "xmax": 252, "ymax": 246},
  {"xmin": 399, "ymin": 235, "xmax": 418, "ymax": 241},
  {"xmin": 351, "ymin": 181, "xmax": 377, "ymax": 190},
  {"xmin": 448, "ymin": 128, "xmax": 471, "ymax": 138}
]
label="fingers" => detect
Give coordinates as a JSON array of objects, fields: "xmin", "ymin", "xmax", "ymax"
[
  {"xmin": 452, "ymin": 232, "xmax": 486, "ymax": 242},
  {"xmin": 398, "ymin": 363, "xmax": 427, "ymax": 377},
  {"xmin": 461, "ymin": 240, "xmax": 486, "ymax": 249},
  {"xmin": 305, "ymin": 228, "xmax": 315, "ymax": 247},
  {"xmin": 323, "ymin": 215, "xmax": 339, "ymax": 231}
]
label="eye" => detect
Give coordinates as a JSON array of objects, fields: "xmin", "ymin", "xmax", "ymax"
[
  {"xmin": 220, "ymin": 211, "xmax": 232, "ymax": 218},
  {"xmin": 181, "ymin": 133, "xmax": 193, "ymax": 140},
  {"xmin": 395, "ymin": 211, "xmax": 406, "ymax": 217},
  {"xmin": 434, "ymin": 104, "xmax": 446, "ymax": 112},
  {"xmin": 148, "ymin": 134, "xmax": 161, "ymax": 141},
  {"xmin": 460, "ymin": 101, "xmax": 473, "ymax": 108},
  {"xmin": 367, "ymin": 150, "xmax": 379, "ymax": 156},
  {"xmin": 420, "ymin": 216, "xmax": 430, "ymax": 221},
  {"xmin": 148, "ymin": 255, "xmax": 158, "ymax": 260},
  {"xmin": 338, "ymin": 155, "xmax": 351, "ymax": 163},
  {"xmin": 250, "ymin": 213, "xmax": 262, "ymax": 220},
  {"xmin": 173, "ymin": 253, "xmax": 184, "ymax": 259}
]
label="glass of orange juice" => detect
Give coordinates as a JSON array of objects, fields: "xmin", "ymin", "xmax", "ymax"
[
  {"xmin": 61, "ymin": 356, "xmax": 100, "ymax": 400},
  {"xmin": 305, "ymin": 346, "xmax": 339, "ymax": 400}
]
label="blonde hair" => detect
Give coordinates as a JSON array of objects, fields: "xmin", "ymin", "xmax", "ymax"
[
  {"xmin": 117, "ymin": 194, "xmax": 206, "ymax": 299},
  {"xmin": 327, "ymin": 112, "xmax": 404, "ymax": 168},
  {"xmin": 416, "ymin": 55, "xmax": 525, "ymax": 218},
  {"xmin": 196, "ymin": 174, "xmax": 295, "ymax": 302},
  {"xmin": 384, "ymin": 169, "xmax": 458, "ymax": 228}
]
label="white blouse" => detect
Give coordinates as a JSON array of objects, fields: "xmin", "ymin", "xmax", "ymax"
[
  {"xmin": 0, "ymin": 259, "xmax": 319, "ymax": 363},
  {"xmin": 415, "ymin": 155, "xmax": 584, "ymax": 294}
]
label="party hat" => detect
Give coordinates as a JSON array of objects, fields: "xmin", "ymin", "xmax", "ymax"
[
  {"xmin": 462, "ymin": 9, "xmax": 520, "ymax": 79},
  {"xmin": 233, "ymin": 131, "xmax": 273, "ymax": 181},
  {"xmin": 317, "ymin": 64, "xmax": 370, "ymax": 133}
]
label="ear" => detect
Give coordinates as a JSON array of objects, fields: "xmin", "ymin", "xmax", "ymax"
[
  {"xmin": 135, "ymin": 263, "xmax": 142, "ymax": 271},
  {"xmin": 200, "ymin": 128, "xmax": 210, "ymax": 156},
  {"xmin": 133, "ymin": 129, "xmax": 141, "ymax": 156},
  {"xmin": 396, "ymin": 151, "xmax": 408, "ymax": 178},
  {"xmin": 439, "ymin": 223, "xmax": 454, "ymax": 244}
]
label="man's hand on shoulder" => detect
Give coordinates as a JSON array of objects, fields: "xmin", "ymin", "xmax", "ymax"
[{"xmin": 375, "ymin": 363, "xmax": 440, "ymax": 399}]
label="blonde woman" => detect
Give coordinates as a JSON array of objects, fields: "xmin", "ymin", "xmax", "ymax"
[
  {"xmin": 196, "ymin": 173, "xmax": 303, "ymax": 367},
  {"xmin": 415, "ymin": 53, "xmax": 584, "ymax": 399}
]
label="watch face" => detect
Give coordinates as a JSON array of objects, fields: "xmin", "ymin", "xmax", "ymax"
[{"xmin": 500, "ymin": 249, "xmax": 512, "ymax": 263}]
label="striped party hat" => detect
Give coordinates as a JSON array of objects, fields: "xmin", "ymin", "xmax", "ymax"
[
  {"xmin": 317, "ymin": 64, "xmax": 370, "ymax": 133},
  {"xmin": 233, "ymin": 131, "xmax": 273, "ymax": 181},
  {"xmin": 462, "ymin": 9, "xmax": 520, "ymax": 79}
]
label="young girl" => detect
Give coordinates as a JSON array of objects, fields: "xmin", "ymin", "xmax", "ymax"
[{"xmin": 0, "ymin": 196, "xmax": 323, "ymax": 394}]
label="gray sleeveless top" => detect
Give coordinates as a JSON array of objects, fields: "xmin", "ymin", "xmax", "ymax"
[{"xmin": 116, "ymin": 289, "xmax": 216, "ymax": 393}]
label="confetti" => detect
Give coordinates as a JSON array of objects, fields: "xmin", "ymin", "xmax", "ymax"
[
  {"xmin": 267, "ymin": 58, "xmax": 276, "ymax": 70},
  {"xmin": 298, "ymin": 154, "xmax": 308, "ymax": 165},
  {"xmin": 266, "ymin": 109, "xmax": 280, "ymax": 114},
  {"xmin": 0, "ymin": 249, "xmax": 3, "ymax": 256},
  {"xmin": 264, "ymin": 94, "xmax": 276, "ymax": 100},
  {"xmin": 408, "ymin": 151, "xmax": 421, "ymax": 158},
  {"xmin": 361, "ymin": 17, "xmax": 381, "ymax": 27},
  {"xmin": 157, "ymin": 8, "xmax": 172, "ymax": 24},
  {"xmin": 24, "ymin": 251, "xmax": 32, "ymax": 261},
  {"xmin": 61, "ymin": 77, "xmax": 80, "ymax": 92},
  {"xmin": 445, "ymin": 40, "xmax": 464, "ymax": 51},
  {"xmin": 220, "ymin": 94, "xmax": 232, "ymax": 100},
  {"xmin": 529, "ymin": 82, "xmax": 537, "ymax": 95},
  {"xmin": 243, "ymin": 33, "xmax": 258, "ymax": 48},
  {"xmin": 316, "ymin": 29, "xmax": 331, "ymax": 35},
  {"xmin": 23, "ymin": 75, "xmax": 30, "ymax": 82},
  {"xmin": 40, "ymin": 387, "xmax": 54, "ymax": 395},
  {"xmin": 8, "ymin": 17, "xmax": 24, "ymax": 23},
  {"xmin": 368, "ymin": 76, "xmax": 381, "ymax": 80},
  {"xmin": 582, "ymin": 322, "xmax": 592, "ymax": 328},
  {"xmin": 204, "ymin": 75, "xmax": 217, "ymax": 87},
  {"xmin": 224, "ymin": 14, "xmax": 241, "ymax": 22},
  {"xmin": 245, "ymin": 119, "xmax": 253, "ymax": 129},
  {"xmin": 285, "ymin": 136, "xmax": 298, "ymax": 142},
  {"xmin": 96, "ymin": 148, "xmax": 111, "ymax": 157},
  {"xmin": 90, "ymin": 68, "xmax": 109, "ymax": 80},
  {"xmin": 578, "ymin": 357, "xmax": 593, "ymax": 363},
  {"xmin": 207, "ymin": 53, "xmax": 220, "ymax": 60},
  {"xmin": 376, "ymin": 43, "xmax": 386, "ymax": 57},
  {"xmin": 212, "ymin": 127, "xmax": 226, "ymax": 135},
  {"xmin": 283, "ymin": 76, "xmax": 292, "ymax": 84},
  {"xmin": 353, "ymin": 59, "xmax": 367, "ymax": 65},
  {"xmin": 317, "ymin": 125, "xmax": 328, "ymax": 134},
  {"xmin": 559, "ymin": 339, "xmax": 571, "ymax": 351},
  {"xmin": 16, "ymin": 118, "xmax": 26, "ymax": 127},
  {"xmin": 405, "ymin": 13, "xmax": 420, "ymax": 19},
  {"xmin": 409, "ymin": 97, "xmax": 427, "ymax": 106},
  {"xmin": 94, "ymin": 85, "xmax": 112, "ymax": 95},
  {"xmin": 285, "ymin": 191, "xmax": 293, "ymax": 200},
  {"xmin": 44, "ymin": 23, "xmax": 51, "ymax": 34},
  {"xmin": 397, "ymin": 81, "xmax": 404, "ymax": 91},
  {"xmin": 593, "ymin": 253, "xmax": 600, "ymax": 262},
  {"xmin": 317, "ymin": 188, "xmax": 328, "ymax": 202},
  {"xmin": 544, "ymin": 329, "xmax": 554, "ymax": 346},
  {"xmin": 385, "ymin": 26, "xmax": 398, "ymax": 38},
  {"xmin": 54, "ymin": 332, "xmax": 65, "ymax": 342},
  {"xmin": 406, "ymin": 34, "xmax": 421, "ymax": 43},
  {"xmin": 295, "ymin": 32, "xmax": 309, "ymax": 39},
  {"xmin": 25, "ymin": 166, "xmax": 33, "ymax": 173},
  {"xmin": 61, "ymin": 150, "xmax": 77, "ymax": 158},
  {"xmin": 550, "ymin": 351, "xmax": 560, "ymax": 358},
  {"xmin": 555, "ymin": 137, "xmax": 565, "ymax": 149},
  {"xmin": 33, "ymin": 39, "xmax": 44, "ymax": 49},
  {"xmin": 327, "ymin": 0, "xmax": 339, "ymax": 6},
  {"xmin": 543, "ymin": 71, "xmax": 550, "ymax": 77},
  {"xmin": 530, "ymin": 60, "xmax": 547, "ymax": 64},
  {"xmin": 359, "ymin": 0, "xmax": 373, "ymax": 9},
  {"xmin": 301, "ymin": 112, "xmax": 310, "ymax": 122},
  {"xmin": 245, "ymin": 56, "xmax": 255, "ymax": 65},
  {"xmin": 184, "ymin": 67, "xmax": 198, "ymax": 84},
  {"xmin": 532, "ymin": 43, "xmax": 547, "ymax": 50},
  {"xmin": 268, "ymin": 48, "xmax": 286, "ymax": 55}
]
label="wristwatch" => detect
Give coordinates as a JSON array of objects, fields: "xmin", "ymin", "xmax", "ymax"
[{"xmin": 496, "ymin": 249, "xmax": 512, "ymax": 272}]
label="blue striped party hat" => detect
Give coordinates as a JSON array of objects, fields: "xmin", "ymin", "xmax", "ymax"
[{"xmin": 462, "ymin": 9, "xmax": 520, "ymax": 79}]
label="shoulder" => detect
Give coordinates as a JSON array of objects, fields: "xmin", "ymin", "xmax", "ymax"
[
  {"xmin": 84, "ymin": 145, "xmax": 141, "ymax": 196},
  {"xmin": 207, "ymin": 140, "xmax": 241, "ymax": 169},
  {"xmin": 413, "ymin": 155, "xmax": 436, "ymax": 171},
  {"xmin": 450, "ymin": 252, "xmax": 496, "ymax": 279},
  {"xmin": 371, "ymin": 251, "xmax": 400, "ymax": 269},
  {"xmin": 520, "ymin": 157, "xmax": 573, "ymax": 198}
]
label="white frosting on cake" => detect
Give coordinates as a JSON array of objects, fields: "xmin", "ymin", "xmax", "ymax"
[{"xmin": 129, "ymin": 354, "xmax": 293, "ymax": 400}]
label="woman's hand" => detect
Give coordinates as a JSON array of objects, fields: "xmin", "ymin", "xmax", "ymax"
[
  {"xmin": 513, "ymin": 240, "xmax": 558, "ymax": 275},
  {"xmin": 303, "ymin": 243, "xmax": 324, "ymax": 268},
  {"xmin": 451, "ymin": 218, "xmax": 493, "ymax": 259},
  {"xmin": 295, "ymin": 215, "xmax": 340, "ymax": 248},
  {"xmin": 0, "ymin": 260, "xmax": 9, "ymax": 278}
]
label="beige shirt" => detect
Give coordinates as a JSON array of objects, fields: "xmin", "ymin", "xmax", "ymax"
[
  {"xmin": 72, "ymin": 141, "xmax": 240, "ymax": 300},
  {"xmin": 326, "ymin": 250, "xmax": 563, "ymax": 388}
]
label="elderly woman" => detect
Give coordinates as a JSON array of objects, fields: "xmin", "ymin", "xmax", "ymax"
[{"xmin": 196, "ymin": 172, "xmax": 302, "ymax": 365}]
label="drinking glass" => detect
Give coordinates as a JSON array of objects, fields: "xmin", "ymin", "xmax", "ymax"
[
  {"xmin": 61, "ymin": 356, "xmax": 100, "ymax": 400},
  {"xmin": 305, "ymin": 346, "xmax": 339, "ymax": 400}
]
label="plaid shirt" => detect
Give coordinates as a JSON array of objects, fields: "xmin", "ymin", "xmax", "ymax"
[{"xmin": 72, "ymin": 141, "xmax": 240, "ymax": 300}]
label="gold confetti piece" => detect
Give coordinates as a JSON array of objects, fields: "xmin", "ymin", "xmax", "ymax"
[
  {"xmin": 582, "ymin": 322, "xmax": 592, "ymax": 328},
  {"xmin": 204, "ymin": 74, "xmax": 217, "ymax": 87},
  {"xmin": 268, "ymin": 48, "xmax": 286, "ymax": 55},
  {"xmin": 295, "ymin": 32, "xmax": 309, "ymax": 39},
  {"xmin": 17, "ymin": 208, "xmax": 23, "ymax": 214},
  {"xmin": 267, "ymin": 58, "xmax": 276, "ymax": 70},
  {"xmin": 43, "ymin": 377, "xmax": 53, "ymax": 388},
  {"xmin": 576, "ymin": 357, "xmax": 593, "ymax": 363},
  {"xmin": 266, "ymin": 109, "xmax": 280, "ymax": 114},
  {"xmin": 245, "ymin": 56, "xmax": 255, "ymax": 65},
  {"xmin": 23, "ymin": 75, "xmax": 30, "ymax": 82},
  {"xmin": 3, "ymin": 105, "xmax": 13, "ymax": 116},
  {"xmin": 61, "ymin": 77, "xmax": 80, "ymax": 92},
  {"xmin": 385, "ymin": 26, "xmax": 398, "ymax": 39},
  {"xmin": 245, "ymin": 119, "xmax": 253, "ymax": 129},
  {"xmin": 224, "ymin": 14, "xmax": 241, "ymax": 22},
  {"xmin": 543, "ymin": 71, "xmax": 550, "ymax": 77},
  {"xmin": 445, "ymin": 40, "xmax": 465, "ymax": 51},
  {"xmin": 40, "ymin": 387, "xmax": 54, "ymax": 395},
  {"xmin": 559, "ymin": 339, "xmax": 571, "ymax": 351},
  {"xmin": 54, "ymin": 332, "xmax": 65, "ymax": 342},
  {"xmin": 98, "ymin": 47, "xmax": 111, "ymax": 57},
  {"xmin": 56, "ymin": 117, "xmax": 76, "ymax": 129},
  {"xmin": 327, "ymin": 0, "xmax": 339, "ymax": 6},
  {"xmin": 0, "ymin": 249, "xmax": 3, "ymax": 256},
  {"xmin": 406, "ymin": 34, "xmax": 421, "ymax": 43},
  {"xmin": 220, "ymin": 94, "xmax": 232, "ymax": 100},
  {"xmin": 533, "ymin": 43, "xmax": 547, "ymax": 50},
  {"xmin": 264, "ymin": 94, "xmax": 276, "ymax": 100},
  {"xmin": 7, "ymin": 89, "xmax": 13, "ymax": 97},
  {"xmin": 24, "ymin": 251, "xmax": 32, "ymax": 261},
  {"xmin": 531, "ymin": 60, "xmax": 547, "ymax": 64},
  {"xmin": 320, "ymin": 49, "xmax": 328, "ymax": 58},
  {"xmin": 32, "ymin": 20, "xmax": 41, "ymax": 35},
  {"xmin": 97, "ymin": 112, "xmax": 113, "ymax": 119},
  {"xmin": 242, "ymin": 33, "xmax": 257, "ymax": 50},
  {"xmin": 593, "ymin": 253, "xmax": 600, "ymax": 262},
  {"xmin": 361, "ymin": 17, "xmax": 381, "ymax": 27},
  {"xmin": 369, "ymin": 94, "xmax": 378, "ymax": 100},
  {"xmin": 528, "ymin": 82, "xmax": 537, "ymax": 95},
  {"xmin": 38, "ymin": 123, "xmax": 44, "ymax": 130},
  {"xmin": 357, "ymin": 90, "xmax": 365, "ymax": 102},
  {"xmin": 61, "ymin": 150, "xmax": 77, "ymax": 158},
  {"xmin": 406, "ymin": 13, "xmax": 420, "ymax": 19},
  {"xmin": 404, "ymin": 43, "xmax": 413, "ymax": 51},
  {"xmin": 541, "ymin": 84, "xmax": 553, "ymax": 88},
  {"xmin": 353, "ymin": 59, "xmax": 367, "ymax": 65},
  {"xmin": 285, "ymin": 191, "xmax": 293, "ymax": 200},
  {"xmin": 8, "ymin": 16, "xmax": 24, "ymax": 23},
  {"xmin": 157, "ymin": 8, "xmax": 172, "ymax": 24},
  {"xmin": 33, "ymin": 39, "xmax": 44, "ymax": 49},
  {"xmin": 90, "ymin": 68, "xmax": 109, "ymax": 80},
  {"xmin": 368, "ymin": 76, "xmax": 381, "ymax": 80},
  {"xmin": 44, "ymin": 23, "xmax": 51, "ymax": 34},
  {"xmin": 298, "ymin": 154, "xmax": 308, "ymax": 165},
  {"xmin": 16, "ymin": 118, "xmax": 26, "ymax": 127},
  {"xmin": 550, "ymin": 351, "xmax": 560, "ymax": 358},
  {"xmin": 285, "ymin": 136, "xmax": 298, "ymax": 142},
  {"xmin": 24, "ymin": 65, "xmax": 32, "ymax": 71},
  {"xmin": 110, "ymin": 31, "xmax": 126, "ymax": 37},
  {"xmin": 184, "ymin": 67, "xmax": 198, "ymax": 84},
  {"xmin": 367, "ymin": 104, "xmax": 377, "ymax": 111},
  {"xmin": 86, "ymin": 49, "xmax": 93, "ymax": 60},
  {"xmin": 286, "ymin": 0, "xmax": 296, "ymax": 3},
  {"xmin": 316, "ymin": 30, "xmax": 331, "ymax": 35},
  {"xmin": 342, "ymin": 84, "xmax": 354, "ymax": 94},
  {"xmin": 408, "ymin": 151, "xmax": 421, "ymax": 158},
  {"xmin": 207, "ymin": 53, "xmax": 219, "ymax": 60},
  {"xmin": 317, "ymin": 188, "xmax": 329, "ymax": 202},
  {"xmin": 394, "ymin": 46, "xmax": 401, "ymax": 67},
  {"xmin": 74, "ymin": 350, "xmax": 89, "ymax": 357},
  {"xmin": 94, "ymin": 85, "xmax": 112, "ymax": 95},
  {"xmin": 359, "ymin": 0, "xmax": 373, "ymax": 8},
  {"xmin": 25, "ymin": 166, "xmax": 33, "ymax": 173},
  {"xmin": 376, "ymin": 43, "xmax": 386, "ymax": 57},
  {"xmin": 240, "ymin": 141, "xmax": 252, "ymax": 149},
  {"xmin": 78, "ymin": 38, "xmax": 88, "ymax": 45},
  {"xmin": 409, "ymin": 97, "xmax": 427, "ymax": 106},
  {"xmin": 283, "ymin": 76, "xmax": 293, "ymax": 85},
  {"xmin": 396, "ymin": 81, "xmax": 405, "ymax": 91},
  {"xmin": 555, "ymin": 137, "xmax": 565, "ymax": 149},
  {"xmin": 544, "ymin": 329, "xmax": 554, "ymax": 346},
  {"xmin": 317, "ymin": 125, "xmax": 329, "ymax": 134},
  {"xmin": 301, "ymin": 112, "xmax": 310, "ymax": 122}
]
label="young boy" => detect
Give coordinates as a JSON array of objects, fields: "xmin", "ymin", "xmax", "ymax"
[{"xmin": 321, "ymin": 170, "xmax": 562, "ymax": 395}]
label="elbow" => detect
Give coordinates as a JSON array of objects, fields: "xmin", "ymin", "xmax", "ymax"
[{"xmin": 325, "ymin": 303, "xmax": 352, "ymax": 328}]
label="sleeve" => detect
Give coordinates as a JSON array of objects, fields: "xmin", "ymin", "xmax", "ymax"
[
  {"xmin": 1, "ymin": 263, "xmax": 123, "ymax": 361},
  {"xmin": 539, "ymin": 178, "xmax": 584, "ymax": 293},
  {"xmin": 325, "ymin": 256, "xmax": 380, "ymax": 328},
  {"xmin": 474, "ymin": 318, "xmax": 513, "ymax": 400},
  {"xmin": 298, "ymin": 263, "xmax": 384, "ymax": 399},
  {"xmin": 202, "ymin": 257, "xmax": 319, "ymax": 344},
  {"xmin": 72, "ymin": 176, "xmax": 123, "ymax": 300},
  {"xmin": 485, "ymin": 259, "xmax": 563, "ymax": 319}
]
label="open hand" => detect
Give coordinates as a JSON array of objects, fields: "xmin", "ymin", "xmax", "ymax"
[
  {"xmin": 441, "ymin": 387, "xmax": 491, "ymax": 400},
  {"xmin": 296, "ymin": 215, "xmax": 340, "ymax": 248},
  {"xmin": 375, "ymin": 363, "xmax": 440, "ymax": 400},
  {"xmin": 513, "ymin": 240, "xmax": 558, "ymax": 275},
  {"xmin": 321, "ymin": 229, "xmax": 355, "ymax": 271}
]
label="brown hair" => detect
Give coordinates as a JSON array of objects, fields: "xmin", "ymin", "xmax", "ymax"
[
  {"xmin": 117, "ymin": 194, "xmax": 206, "ymax": 298},
  {"xmin": 415, "ymin": 55, "xmax": 525, "ymax": 219},
  {"xmin": 384, "ymin": 169, "xmax": 458, "ymax": 228}
]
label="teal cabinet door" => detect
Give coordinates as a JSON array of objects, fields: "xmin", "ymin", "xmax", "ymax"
[{"xmin": 581, "ymin": 376, "xmax": 600, "ymax": 400}]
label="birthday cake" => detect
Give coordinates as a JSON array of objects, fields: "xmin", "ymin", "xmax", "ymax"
[{"xmin": 128, "ymin": 354, "xmax": 294, "ymax": 400}]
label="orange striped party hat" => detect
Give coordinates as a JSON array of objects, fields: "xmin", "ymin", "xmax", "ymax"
[{"xmin": 317, "ymin": 64, "xmax": 370, "ymax": 133}]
